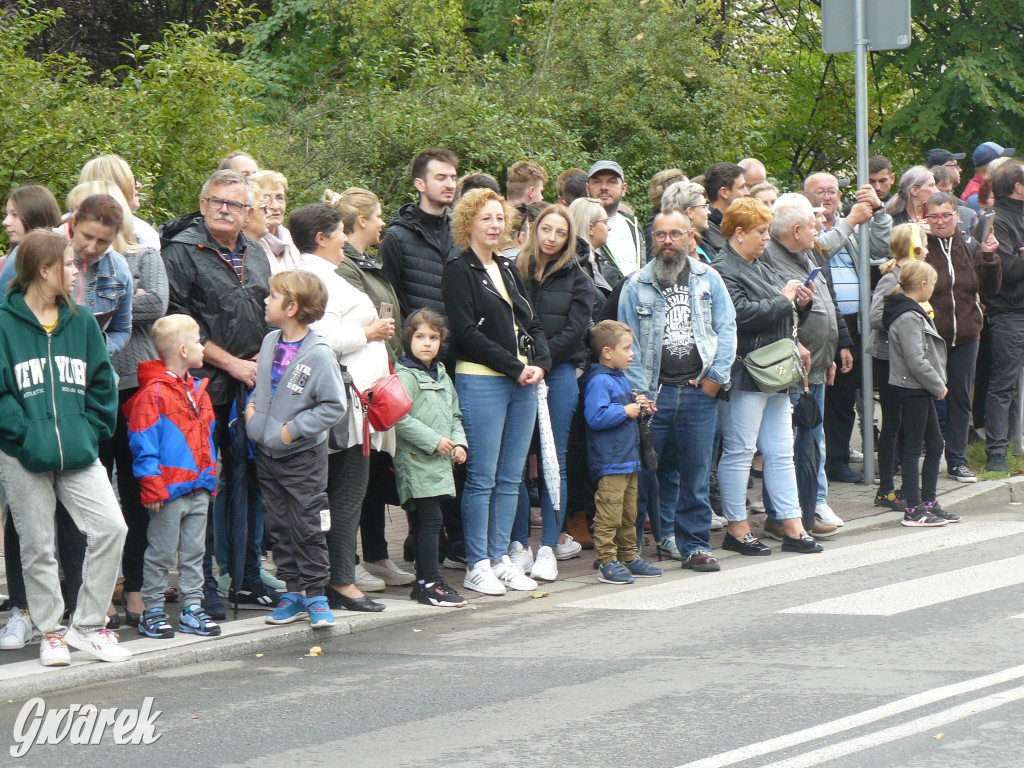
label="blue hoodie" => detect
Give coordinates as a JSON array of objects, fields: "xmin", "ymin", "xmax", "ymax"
[{"xmin": 580, "ymin": 363, "xmax": 641, "ymax": 480}]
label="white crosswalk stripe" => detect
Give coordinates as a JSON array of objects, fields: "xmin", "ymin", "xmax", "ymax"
[{"xmin": 562, "ymin": 521, "xmax": 1024, "ymax": 612}]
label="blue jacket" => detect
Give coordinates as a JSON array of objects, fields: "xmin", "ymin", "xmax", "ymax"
[
  {"xmin": 618, "ymin": 256, "xmax": 736, "ymax": 399},
  {"xmin": 0, "ymin": 247, "xmax": 133, "ymax": 356},
  {"xmin": 581, "ymin": 364, "xmax": 641, "ymax": 480}
]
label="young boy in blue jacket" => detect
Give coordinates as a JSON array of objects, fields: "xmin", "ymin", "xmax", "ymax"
[{"xmin": 581, "ymin": 321, "xmax": 662, "ymax": 585}]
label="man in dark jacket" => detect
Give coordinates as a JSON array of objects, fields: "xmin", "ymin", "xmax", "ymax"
[
  {"xmin": 162, "ymin": 169, "xmax": 274, "ymax": 615},
  {"xmin": 380, "ymin": 149, "xmax": 461, "ymax": 321},
  {"xmin": 703, "ymin": 162, "xmax": 750, "ymax": 257},
  {"xmin": 982, "ymin": 160, "xmax": 1024, "ymax": 474}
]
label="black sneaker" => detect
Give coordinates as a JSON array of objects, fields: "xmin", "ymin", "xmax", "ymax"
[
  {"xmin": 442, "ymin": 554, "xmax": 468, "ymax": 570},
  {"xmin": 201, "ymin": 585, "xmax": 227, "ymax": 620},
  {"xmin": 986, "ymin": 454, "xmax": 1010, "ymax": 476},
  {"xmin": 924, "ymin": 501, "xmax": 961, "ymax": 523},
  {"xmin": 875, "ymin": 488, "xmax": 904, "ymax": 511},
  {"xmin": 781, "ymin": 532, "xmax": 823, "ymax": 554},
  {"xmin": 901, "ymin": 504, "xmax": 949, "ymax": 527},
  {"xmin": 228, "ymin": 584, "xmax": 281, "ymax": 610},
  {"xmin": 413, "ymin": 579, "xmax": 467, "ymax": 608},
  {"xmin": 947, "ymin": 465, "xmax": 978, "ymax": 483}
]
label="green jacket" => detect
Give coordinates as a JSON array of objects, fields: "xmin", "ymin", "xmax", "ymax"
[
  {"xmin": 0, "ymin": 291, "xmax": 117, "ymax": 472},
  {"xmin": 337, "ymin": 243, "xmax": 404, "ymax": 363},
  {"xmin": 392, "ymin": 359, "xmax": 466, "ymax": 509}
]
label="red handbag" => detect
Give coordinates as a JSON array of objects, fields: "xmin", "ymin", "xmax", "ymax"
[{"xmin": 350, "ymin": 362, "xmax": 412, "ymax": 455}]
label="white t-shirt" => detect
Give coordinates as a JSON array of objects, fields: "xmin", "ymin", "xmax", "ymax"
[{"xmin": 605, "ymin": 212, "xmax": 638, "ymax": 276}]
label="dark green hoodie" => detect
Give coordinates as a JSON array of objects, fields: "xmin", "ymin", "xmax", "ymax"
[{"xmin": 0, "ymin": 290, "xmax": 117, "ymax": 472}]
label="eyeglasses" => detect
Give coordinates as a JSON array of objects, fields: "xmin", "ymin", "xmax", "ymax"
[
  {"xmin": 204, "ymin": 197, "xmax": 250, "ymax": 213},
  {"xmin": 653, "ymin": 230, "xmax": 691, "ymax": 242},
  {"xmin": 593, "ymin": 218, "xmax": 610, "ymax": 226},
  {"xmin": 925, "ymin": 212, "xmax": 956, "ymax": 222},
  {"xmin": 815, "ymin": 189, "xmax": 840, "ymax": 198},
  {"xmin": 688, "ymin": 203, "xmax": 711, "ymax": 211}
]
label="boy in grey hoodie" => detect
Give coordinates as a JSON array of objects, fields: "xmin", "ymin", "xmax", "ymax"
[{"xmin": 245, "ymin": 270, "xmax": 347, "ymax": 627}]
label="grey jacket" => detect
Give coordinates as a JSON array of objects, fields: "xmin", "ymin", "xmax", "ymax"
[
  {"xmin": 817, "ymin": 209, "xmax": 893, "ymax": 266},
  {"xmin": 867, "ymin": 267, "xmax": 900, "ymax": 360},
  {"xmin": 246, "ymin": 330, "xmax": 347, "ymax": 459},
  {"xmin": 883, "ymin": 294, "xmax": 947, "ymax": 398},
  {"xmin": 761, "ymin": 238, "xmax": 845, "ymax": 384}
]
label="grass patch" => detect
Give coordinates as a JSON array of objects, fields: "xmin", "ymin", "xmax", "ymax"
[{"xmin": 966, "ymin": 440, "xmax": 1024, "ymax": 479}]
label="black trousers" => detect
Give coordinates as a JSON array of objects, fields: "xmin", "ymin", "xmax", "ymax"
[
  {"xmin": 985, "ymin": 313, "xmax": 1024, "ymax": 457},
  {"xmin": 257, "ymin": 443, "xmax": 329, "ymax": 597},
  {"xmin": 566, "ymin": 386, "xmax": 596, "ymax": 520},
  {"xmin": 825, "ymin": 313, "xmax": 861, "ymax": 466},
  {"xmin": 407, "ymin": 496, "xmax": 444, "ymax": 583},
  {"xmin": 875, "ymin": 358, "xmax": 901, "ymax": 491},
  {"xmin": 98, "ymin": 387, "xmax": 149, "ymax": 593},
  {"xmin": 943, "ymin": 340, "xmax": 979, "ymax": 468},
  {"xmin": 898, "ymin": 389, "xmax": 944, "ymax": 509}
]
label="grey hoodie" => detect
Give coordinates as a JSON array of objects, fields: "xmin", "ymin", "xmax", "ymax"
[
  {"xmin": 246, "ymin": 330, "xmax": 347, "ymax": 459},
  {"xmin": 882, "ymin": 293, "xmax": 947, "ymax": 399}
]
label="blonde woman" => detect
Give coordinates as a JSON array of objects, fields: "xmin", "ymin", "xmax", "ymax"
[
  {"xmin": 79, "ymin": 154, "xmax": 161, "ymax": 251},
  {"xmin": 250, "ymin": 170, "xmax": 300, "ymax": 273}
]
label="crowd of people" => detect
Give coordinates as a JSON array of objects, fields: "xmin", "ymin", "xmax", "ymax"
[{"xmin": 0, "ymin": 138, "xmax": 1021, "ymax": 667}]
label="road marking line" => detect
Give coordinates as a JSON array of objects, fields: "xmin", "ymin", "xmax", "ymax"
[
  {"xmin": 779, "ymin": 554, "xmax": 1024, "ymax": 616},
  {"xmin": 562, "ymin": 522, "xmax": 1024, "ymax": 611},
  {"xmin": 750, "ymin": 685, "xmax": 1024, "ymax": 768},
  {"xmin": 671, "ymin": 663, "xmax": 1024, "ymax": 768}
]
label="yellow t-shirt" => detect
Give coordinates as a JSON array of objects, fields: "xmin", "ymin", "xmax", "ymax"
[
  {"xmin": 456, "ymin": 261, "xmax": 528, "ymax": 378},
  {"xmin": 41, "ymin": 317, "xmax": 58, "ymax": 334}
]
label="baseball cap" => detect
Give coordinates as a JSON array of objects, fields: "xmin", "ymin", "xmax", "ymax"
[
  {"xmin": 587, "ymin": 160, "xmax": 624, "ymax": 180},
  {"xmin": 925, "ymin": 148, "xmax": 966, "ymax": 167},
  {"xmin": 973, "ymin": 142, "xmax": 1015, "ymax": 167}
]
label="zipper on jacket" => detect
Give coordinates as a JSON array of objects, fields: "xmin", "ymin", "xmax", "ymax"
[
  {"xmin": 46, "ymin": 333, "xmax": 65, "ymax": 471},
  {"xmin": 939, "ymin": 237, "xmax": 958, "ymax": 345}
]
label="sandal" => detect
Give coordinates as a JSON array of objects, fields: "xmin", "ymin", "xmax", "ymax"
[
  {"xmin": 164, "ymin": 587, "xmax": 179, "ymax": 603},
  {"xmin": 106, "ymin": 603, "xmax": 121, "ymax": 630}
]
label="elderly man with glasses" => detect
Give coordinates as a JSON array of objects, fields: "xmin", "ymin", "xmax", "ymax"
[
  {"xmin": 162, "ymin": 169, "xmax": 275, "ymax": 617},
  {"xmin": 619, "ymin": 209, "xmax": 737, "ymax": 572}
]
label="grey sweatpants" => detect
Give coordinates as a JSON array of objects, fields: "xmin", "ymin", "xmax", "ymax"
[
  {"xmin": 141, "ymin": 490, "xmax": 210, "ymax": 611},
  {"xmin": 0, "ymin": 454, "xmax": 126, "ymax": 635}
]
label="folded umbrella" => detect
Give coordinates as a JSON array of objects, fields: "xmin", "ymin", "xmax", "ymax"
[
  {"xmin": 791, "ymin": 376, "xmax": 822, "ymax": 534},
  {"xmin": 534, "ymin": 380, "xmax": 562, "ymax": 525}
]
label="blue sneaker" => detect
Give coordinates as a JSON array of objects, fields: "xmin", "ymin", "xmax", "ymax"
[
  {"xmin": 597, "ymin": 561, "xmax": 634, "ymax": 585},
  {"xmin": 623, "ymin": 557, "xmax": 663, "ymax": 578},
  {"xmin": 266, "ymin": 592, "xmax": 308, "ymax": 625},
  {"xmin": 305, "ymin": 596, "xmax": 336, "ymax": 628},
  {"xmin": 137, "ymin": 608, "xmax": 174, "ymax": 639},
  {"xmin": 179, "ymin": 605, "xmax": 221, "ymax": 636}
]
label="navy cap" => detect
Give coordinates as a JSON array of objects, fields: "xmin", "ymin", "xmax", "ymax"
[
  {"xmin": 925, "ymin": 148, "xmax": 966, "ymax": 167},
  {"xmin": 973, "ymin": 142, "xmax": 1015, "ymax": 167}
]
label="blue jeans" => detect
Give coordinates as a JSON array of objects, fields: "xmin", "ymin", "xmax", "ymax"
[
  {"xmin": 458, "ymin": 373, "xmax": 538, "ymax": 565},
  {"xmin": 512, "ymin": 363, "xmax": 578, "ymax": 549},
  {"xmin": 719, "ymin": 390, "xmax": 801, "ymax": 522},
  {"xmin": 651, "ymin": 385, "xmax": 718, "ymax": 557}
]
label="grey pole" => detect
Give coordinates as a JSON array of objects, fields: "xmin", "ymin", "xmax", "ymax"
[{"xmin": 854, "ymin": 0, "xmax": 875, "ymax": 483}]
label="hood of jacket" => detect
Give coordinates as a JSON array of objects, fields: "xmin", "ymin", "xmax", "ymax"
[{"xmin": 882, "ymin": 292, "xmax": 929, "ymax": 330}]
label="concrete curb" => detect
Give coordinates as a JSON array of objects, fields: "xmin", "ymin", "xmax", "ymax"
[{"xmin": 2, "ymin": 474, "xmax": 1019, "ymax": 701}]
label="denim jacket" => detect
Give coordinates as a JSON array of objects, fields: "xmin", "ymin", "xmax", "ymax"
[
  {"xmin": 0, "ymin": 247, "xmax": 133, "ymax": 356},
  {"xmin": 618, "ymin": 256, "xmax": 737, "ymax": 399}
]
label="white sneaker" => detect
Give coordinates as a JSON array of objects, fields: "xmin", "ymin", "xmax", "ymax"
[
  {"xmin": 815, "ymin": 502, "xmax": 845, "ymax": 527},
  {"xmin": 354, "ymin": 563, "xmax": 387, "ymax": 592},
  {"xmin": 362, "ymin": 559, "xmax": 415, "ymax": 586},
  {"xmin": 463, "ymin": 560, "xmax": 506, "ymax": 596},
  {"xmin": 0, "ymin": 608, "xmax": 37, "ymax": 650},
  {"xmin": 530, "ymin": 546, "xmax": 558, "ymax": 582},
  {"xmin": 63, "ymin": 626, "xmax": 131, "ymax": 663},
  {"xmin": 711, "ymin": 513, "xmax": 728, "ymax": 530},
  {"xmin": 39, "ymin": 632, "xmax": 70, "ymax": 667},
  {"xmin": 508, "ymin": 541, "xmax": 534, "ymax": 572},
  {"xmin": 553, "ymin": 534, "xmax": 582, "ymax": 561},
  {"xmin": 850, "ymin": 449, "xmax": 864, "ymax": 462},
  {"xmin": 493, "ymin": 555, "xmax": 538, "ymax": 591}
]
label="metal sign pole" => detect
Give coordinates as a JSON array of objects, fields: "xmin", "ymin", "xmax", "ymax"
[{"xmin": 855, "ymin": 0, "xmax": 875, "ymax": 483}]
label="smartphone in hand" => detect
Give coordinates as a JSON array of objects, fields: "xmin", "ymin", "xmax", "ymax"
[
  {"xmin": 379, "ymin": 302, "xmax": 394, "ymax": 320},
  {"xmin": 804, "ymin": 267, "xmax": 822, "ymax": 287}
]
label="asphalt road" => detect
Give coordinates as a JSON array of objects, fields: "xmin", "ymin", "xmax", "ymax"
[{"xmin": 3, "ymin": 502, "xmax": 1024, "ymax": 767}]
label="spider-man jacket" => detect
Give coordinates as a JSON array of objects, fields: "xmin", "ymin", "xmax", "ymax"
[{"xmin": 124, "ymin": 360, "xmax": 217, "ymax": 504}]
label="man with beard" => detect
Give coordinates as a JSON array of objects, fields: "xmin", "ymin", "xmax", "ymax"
[
  {"xmin": 619, "ymin": 209, "xmax": 737, "ymax": 572},
  {"xmin": 588, "ymin": 160, "xmax": 645, "ymax": 280}
]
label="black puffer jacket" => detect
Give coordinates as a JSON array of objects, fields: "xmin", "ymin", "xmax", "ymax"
[
  {"xmin": 983, "ymin": 197, "xmax": 1024, "ymax": 315},
  {"xmin": 162, "ymin": 221, "xmax": 270, "ymax": 406},
  {"xmin": 523, "ymin": 256, "xmax": 594, "ymax": 368},
  {"xmin": 380, "ymin": 202, "xmax": 462, "ymax": 320},
  {"xmin": 704, "ymin": 208, "xmax": 726, "ymax": 256},
  {"xmin": 442, "ymin": 248, "xmax": 551, "ymax": 379},
  {"xmin": 711, "ymin": 242, "xmax": 802, "ymax": 393}
]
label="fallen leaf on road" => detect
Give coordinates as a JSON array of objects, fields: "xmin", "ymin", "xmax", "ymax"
[
  {"xmin": 305, "ymin": 646, "xmax": 323, "ymax": 657},
  {"xmin": 192, "ymin": 716, "xmax": 199, "ymax": 720},
  {"xmin": 255, "ymin": 653, "xmax": 264, "ymax": 658},
  {"xmin": 529, "ymin": 591, "xmax": 550, "ymax": 599},
  {"xmin": 412, "ymin": 629, "xmax": 422, "ymax": 632},
  {"xmin": 934, "ymin": 733, "xmax": 943, "ymax": 739}
]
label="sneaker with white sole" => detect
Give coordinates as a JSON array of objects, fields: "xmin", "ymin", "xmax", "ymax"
[
  {"xmin": 362, "ymin": 559, "xmax": 415, "ymax": 586},
  {"xmin": 63, "ymin": 626, "xmax": 132, "ymax": 662},
  {"xmin": 947, "ymin": 465, "xmax": 978, "ymax": 483},
  {"xmin": 0, "ymin": 608, "xmax": 37, "ymax": 650},
  {"xmin": 814, "ymin": 502, "xmax": 844, "ymax": 527},
  {"xmin": 553, "ymin": 534, "xmax": 582, "ymax": 561},
  {"xmin": 442, "ymin": 554, "xmax": 468, "ymax": 570},
  {"xmin": 39, "ymin": 632, "xmax": 70, "ymax": 667},
  {"xmin": 710, "ymin": 513, "xmax": 728, "ymax": 530},
  {"xmin": 508, "ymin": 541, "xmax": 534, "ymax": 572},
  {"xmin": 493, "ymin": 555, "xmax": 538, "ymax": 591},
  {"xmin": 463, "ymin": 560, "xmax": 506, "ymax": 596},
  {"xmin": 530, "ymin": 546, "xmax": 558, "ymax": 582},
  {"xmin": 354, "ymin": 563, "xmax": 387, "ymax": 592},
  {"xmin": 850, "ymin": 448, "xmax": 864, "ymax": 462}
]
